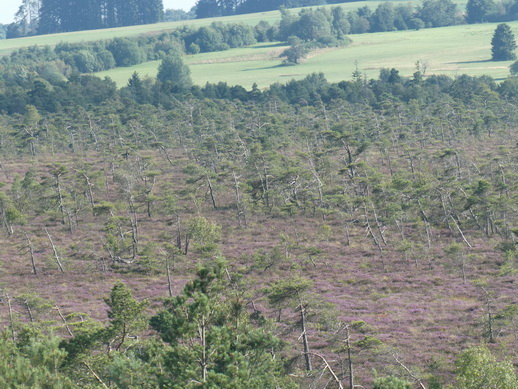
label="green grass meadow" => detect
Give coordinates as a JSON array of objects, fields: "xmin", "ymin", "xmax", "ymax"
[
  {"xmin": 95, "ymin": 21, "xmax": 518, "ymax": 88},
  {"xmin": 0, "ymin": 1, "xmax": 418, "ymax": 55},
  {"xmin": 3, "ymin": 0, "xmax": 513, "ymax": 88}
]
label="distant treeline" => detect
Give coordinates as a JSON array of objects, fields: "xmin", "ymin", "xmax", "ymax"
[
  {"xmin": 1, "ymin": 21, "xmax": 259, "ymax": 76},
  {"xmin": 1, "ymin": 0, "xmax": 515, "ymax": 80},
  {"xmin": 7, "ymin": 0, "xmax": 518, "ymax": 40},
  {"xmin": 3, "ymin": 48, "xmax": 518, "ymax": 115},
  {"xmin": 2, "ymin": 6, "xmax": 360, "ymax": 77},
  {"xmin": 195, "ymin": 0, "xmax": 332, "ymax": 18},
  {"xmin": 6, "ymin": 0, "xmax": 164, "ymax": 38},
  {"xmin": 195, "ymin": 0, "xmax": 518, "ymax": 26},
  {"xmin": 6, "ymin": 0, "xmax": 518, "ymax": 44}
]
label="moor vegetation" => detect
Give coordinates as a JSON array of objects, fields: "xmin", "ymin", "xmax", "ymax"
[{"xmin": 0, "ymin": 60, "xmax": 517, "ymax": 387}]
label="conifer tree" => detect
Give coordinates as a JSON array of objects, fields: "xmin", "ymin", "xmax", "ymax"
[
  {"xmin": 38, "ymin": 0, "xmax": 163, "ymax": 34},
  {"xmin": 151, "ymin": 259, "xmax": 296, "ymax": 388},
  {"xmin": 491, "ymin": 23, "xmax": 517, "ymax": 61}
]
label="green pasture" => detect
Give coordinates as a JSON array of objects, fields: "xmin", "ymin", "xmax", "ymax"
[
  {"xmin": 0, "ymin": 1, "xmax": 422, "ymax": 55},
  {"xmin": 95, "ymin": 21, "xmax": 517, "ymax": 88}
]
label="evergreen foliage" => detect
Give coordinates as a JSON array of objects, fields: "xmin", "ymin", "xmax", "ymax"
[
  {"xmin": 491, "ymin": 23, "xmax": 517, "ymax": 61},
  {"xmin": 0, "ymin": 333, "xmax": 77, "ymax": 388},
  {"xmin": 150, "ymin": 260, "xmax": 296, "ymax": 388},
  {"xmin": 373, "ymin": 375, "xmax": 412, "ymax": 389},
  {"xmin": 38, "ymin": 0, "xmax": 164, "ymax": 34}
]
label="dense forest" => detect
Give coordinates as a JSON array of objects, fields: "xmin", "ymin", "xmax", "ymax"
[{"xmin": 5, "ymin": 0, "xmax": 164, "ymax": 37}]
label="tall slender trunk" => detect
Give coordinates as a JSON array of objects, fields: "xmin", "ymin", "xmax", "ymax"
[
  {"xmin": 206, "ymin": 174, "xmax": 217, "ymax": 210},
  {"xmin": 166, "ymin": 255, "xmax": 173, "ymax": 298},
  {"xmin": 45, "ymin": 228, "xmax": 65, "ymax": 272},
  {"xmin": 25, "ymin": 233, "xmax": 37, "ymax": 275},
  {"xmin": 300, "ymin": 303, "xmax": 312, "ymax": 371},
  {"xmin": 200, "ymin": 316, "xmax": 208, "ymax": 382},
  {"xmin": 55, "ymin": 174, "xmax": 66, "ymax": 224},
  {"xmin": 345, "ymin": 325, "xmax": 354, "ymax": 389},
  {"xmin": 6, "ymin": 293, "xmax": 16, "ymax": 341}
]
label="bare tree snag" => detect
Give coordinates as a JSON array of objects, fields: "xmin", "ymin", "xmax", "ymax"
[
  {"xmin": 80, "ymin": 171, "xmax": 96, "ymax": 210},
  {"xmin": 25, "ymin": 299, "xmax": 34, "ymax": 323},
  {"xmin": 417, "ymin": 200, "xmax": 433, "ymax": 249},
  {"xmin": 363, "ymin": 204, "xmax": 383, "ymax": 255},
  {"xmin": 307, "ymin": 352, "xmax": 344, "ymax": 389},
  {"xmin": 392, "ymin": 353, "xmax": 427, "ymax": 389},
  {"xmin": 165, "ymin": 254, "xmax": 173, "ymax": 298},
  {"xmin": 83, "ymin": 362, "xmax": 109, "ymax": 389},
  {"xmin": 206, "ymin": 174, "xmax": 217, "ymax": 210},
  {"xmin": 45, "ymin": 228, "xmax": 65, "ymax": 272},
  {"xmin": 24, "ymin": 233, "xmax": 38, "ymax": 275},
  {"xmin": 344, "ymin": 324, "xmax": 354, "ymax": 389},
  {"xmin": 232, "ymin": 171, "xmax": 248, "ymax": 227},
  {"xmin": 200, "ymin": 315, "xmax": 208, "ymax": 382},
  {"xmin": 51, "ymin": 165, "xmax": 67, "ymax": 224},
  {"xmin": 449, "ymin": 215, "xmax": 472, "ymax": 248},
  {"xmin": 480, "ymin": 286, "xmax": 496, "ymax": 343},
  {"xmin": 5, "ymin": 293, "xmax": 16, "ymax": 341},
  {"xmin": 299, "ymin": 303, "xmax": 312, "ymax": 371},
  {"xmin": 55, "ymin": 305, "xmax": 74, "ymax": 337}
]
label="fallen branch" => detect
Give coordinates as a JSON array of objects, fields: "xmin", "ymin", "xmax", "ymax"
[
  {"xmin": 305, "ymin": 352, "xmax": 343, "ymax": 389},
  {"xmin": 392, "ymin": 353, "xmax": 427, "ymax": 389}
]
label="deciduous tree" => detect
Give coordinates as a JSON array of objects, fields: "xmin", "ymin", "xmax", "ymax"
[
  {"xmin": 456, "ymin": 346, "xmax": 518, "ymax": 388},
  {"xmin": 466, "ymin": 0, "xmax": 496, "ymax": 23}
]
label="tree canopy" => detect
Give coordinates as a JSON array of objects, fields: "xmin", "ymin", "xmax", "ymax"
[{"xmin": 491, "ymin": 23, "xmax": 517, "ymax": 61}]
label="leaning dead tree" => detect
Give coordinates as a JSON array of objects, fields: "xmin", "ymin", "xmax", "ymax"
[
  {"xmin": 45, "ymin": 228, "xmax": 65, "ymax": 272},
  {"xmin": 298, "ymin": 302, "xmax": 312, "ymax": 372},
  {"xmin": 307, "ymin": 352, "xmax": 344, "ymax": 389},
  {"xmin": 3, "ymin": 293, "xmax": 16, "ymax": 341},
  {"xmin": 24, "ymin": 233, "xmax": 38, "ymax": 275},
  {"xmin": 392, "ymin": 352, "xmax": 427, "ymax": 389}
]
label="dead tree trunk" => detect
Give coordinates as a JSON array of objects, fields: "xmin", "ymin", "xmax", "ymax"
[
  {"xmin": 25, "ymin": 233, "xmax": 38, "ymax": 275},
  {"xmin": 232, "ymin": 171, "xmax": 248, "ymax": 227},
  {"xmin": 300, "ymin": 303, "xmax": 312, "ymax": 371},
  {"xmin": 392, "ymin": 353, "xmax": 427, "ymax": 389},
  {"xmin": 80, "ymin": 172, "xmax": 96, "ymax": 211},
  {"xmin": 127, "ymin": 194, "xmax": 139, "ymax": 259},
  {"xmin": 200, "ymin": 315, "xmax": 208, "ymax": 383},
  {"xmin": 307, "ymin": 352, "xmax": 344, "ymax": 389},
  {"xmin": 481, "ymin": 287, "xmax": 496, "ymax": 343},
  {"xmin": 54, "ymin": 173, "xmax": 67, "ymax": 225},
  {"xmin": 206, "ymin": 174, "xmax": 217, "ymax": 210},
  {"xmin": 55, "ymin": 305, "xmax": 74, "ymax": 337},
  {"xmin": 25, "ymin": 299, "xmax": 34, "ymax": 323},
  {"xmin": 5, "ymin": 293, "xmax": 16, "ymax": 341},
  {"xmin": 344, "ymin": 324, "xmax": 354, "ymax": 389},
  {"xmin": 166, "ymin": 255, "xmax": 173, "ymax": 298},
  {"xmin": 45, "ymin": 228, "xmax": 64, "ymax": 272}
]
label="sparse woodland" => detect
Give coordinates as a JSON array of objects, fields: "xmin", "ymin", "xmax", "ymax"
[{"xmin": 0, "ymin": 64, "xmax": 517, "ymax": 388}]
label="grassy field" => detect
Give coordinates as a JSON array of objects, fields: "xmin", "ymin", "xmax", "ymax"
[
  {"xmin": 4, "ymin": 0, "xmax": 505, "ymax": 88},
  {"xmin": 94, "ymin": 21, "xmax": 518, "ymax": 88},
  {"xmin": 0, "ymin": 1, "xmax": 420, "ymax": 55}
]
